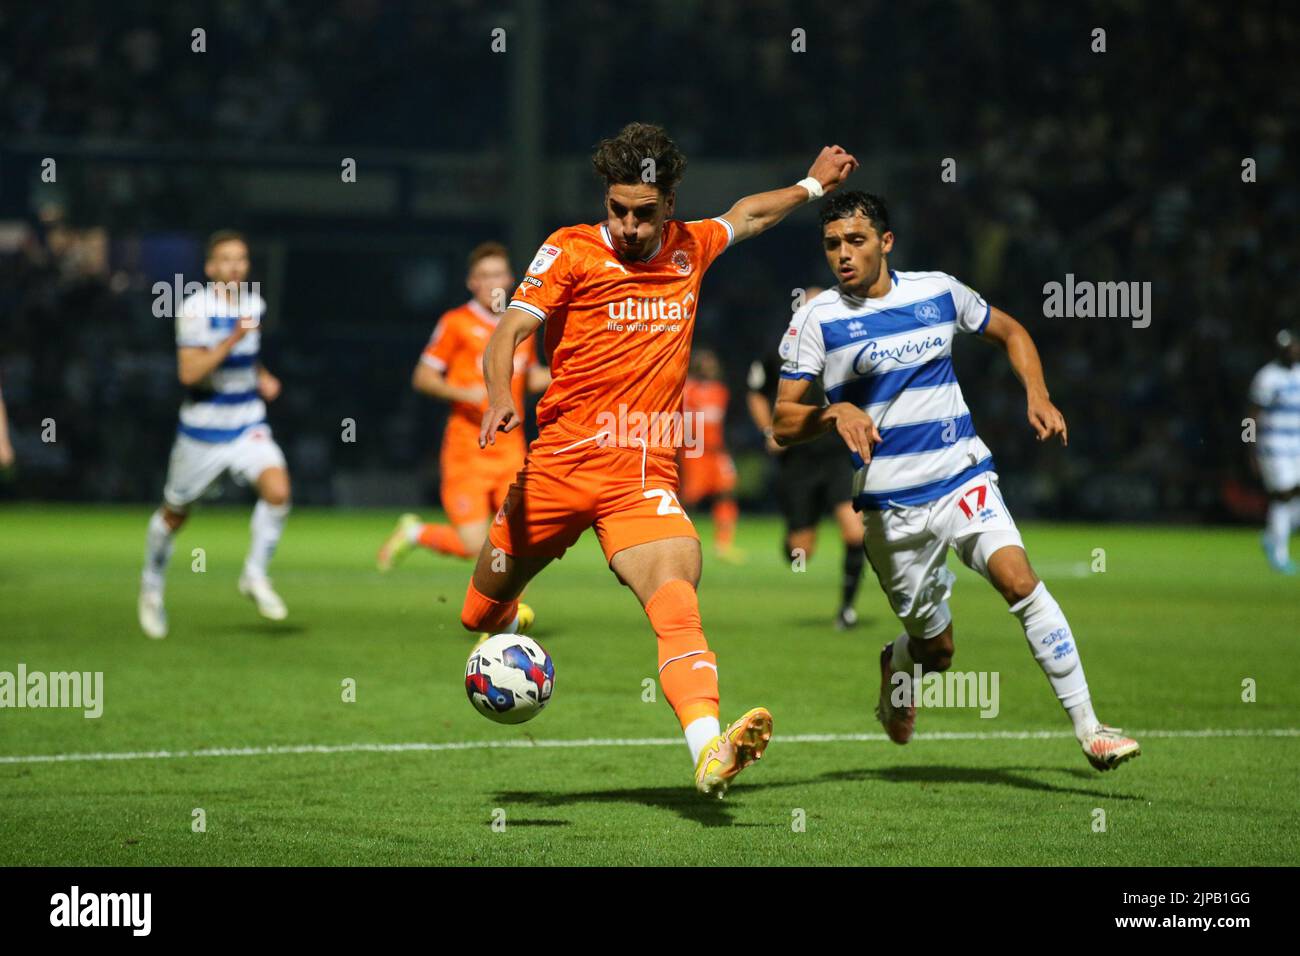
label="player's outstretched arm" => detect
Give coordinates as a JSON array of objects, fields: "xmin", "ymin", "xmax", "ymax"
[
  {"xmin": 0, "ymin": 385, "xmax": 14, "ymax": 469},
  {"xmin": 479, "ymin": 306, "xmax": 542, "ymax": 447},
  {"xmin": 981, "ymin": 306, "xmax": 1068, "ymax": 446},
  {"xmin": 412, "ymin": 362, "xmax": 486, "ymax": 406},
  {"xmin": 719, "ymin": 146, "xmax": 858, "ymax": 245},
  {"xmin": 773, "ymin": 377, "xmax": 882, "ymax": 461},
  {"xmin": 176, "ymin": 321, "xmax": 251, "ymax": 386},
  {"xmin": 256, "ymin": 364, "xmax": 282, "ymax": 402},
  {"xmin": 745, "ymin": 388, "xmax": 783, "ymax": 455}
]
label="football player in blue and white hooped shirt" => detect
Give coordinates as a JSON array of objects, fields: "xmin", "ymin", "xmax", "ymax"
[
  {"xmin": 772, "ymin": 191, "xmax": 1139, "ymax": 772},
  {"xmin": 137, "ymin": 231, "xmax": 292, "ymax": 639},
  {"xmin": 1249, "ymin": 329, "xmax": 1300, "ymax": 573}
]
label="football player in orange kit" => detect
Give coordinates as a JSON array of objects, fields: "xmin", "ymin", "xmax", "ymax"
[
  {"xmin": 466, "ymin": 122, "xmax": 856, "ymax": 797},
  {"xmin": 680, "ymin": 349, "xmax": 744, "ymax": 563},
  {"xmin": 377, "ymin": 243, "xmax": 550, "ymax": 609}
]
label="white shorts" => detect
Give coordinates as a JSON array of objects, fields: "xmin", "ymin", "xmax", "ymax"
[
  {"xmin": 163, "ymin": 424, "xmax": 287, "ymax": 509},
  {"xmin": 1259, "ymin": 454, "xmax": 1300, "ymax": 494},
  {"xmin": 861, "ymin": 471, "xmax": 1023, "ymax": 639}
]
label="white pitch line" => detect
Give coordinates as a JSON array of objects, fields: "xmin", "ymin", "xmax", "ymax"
[{"xmin": 0, "ymin": 728, "xmax": 1296, "ymax": 766}]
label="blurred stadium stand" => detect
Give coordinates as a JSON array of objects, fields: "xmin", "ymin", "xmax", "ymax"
[{"xmin": 1, "ymin": 0, "xmax": 1297, "ymax": 520}]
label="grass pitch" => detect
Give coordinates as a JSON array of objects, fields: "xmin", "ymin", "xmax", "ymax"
[{"xmin": 1, "ymin": 504, "xmax": 1297, "ymax": 866}]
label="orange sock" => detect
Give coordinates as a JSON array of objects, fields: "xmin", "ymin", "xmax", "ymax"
[
  {"xmin": 713, "ymin": 499, "xmax": 738, "ymax": 549},
  {"xmin": 460, "ymin": 580, "xmax": 518, "ymax": 633},
  {"xmin": 644, "ymin": 579, "xmax": 719, "ymax": 728},
  {"xmin": 417, "ymin": 523, "xmax": 471, "ymax": 558}
]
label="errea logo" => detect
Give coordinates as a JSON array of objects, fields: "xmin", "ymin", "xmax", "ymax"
[{"xmin": 847, "ymin": 319, "xmax": 866, "ymax": 337}]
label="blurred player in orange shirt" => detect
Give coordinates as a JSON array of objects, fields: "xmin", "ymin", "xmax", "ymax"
[
  {"xmin": 377, "ymin": 242, "xmax": 549, "ymax": 577},
  {"xmin": 679, "ymin": 349, "xmax": 743, "ymax": 563},
  {"xmin": 464, "ymin": 122, "xmax": 856, "ymax": 796}
]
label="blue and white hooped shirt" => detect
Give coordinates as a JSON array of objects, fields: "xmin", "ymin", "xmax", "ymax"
[
  {"xmin": 779, "ymin": 271, "xmax": 993, "ymax": 509},
  {"xmin": 1250, "ymin": 360, "xmax": 1300, "ymax": 460},
  {"xmin": 175, "ymin": 289, "xmax": 267, "ymax": 443}
]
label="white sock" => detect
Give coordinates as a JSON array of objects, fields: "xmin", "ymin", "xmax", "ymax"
[
  {"xmin": 1267, "ymin": 502, "xmax": 1291, "ymax": 561},
  {"xmin": 1067, "ymin": 699, "xmax": 1101, "ymax": 738},
  {"xmin": 405, "ymin": 522, "xmax": 425, "ymax": 544},
  {"xmin": 684, "ymin": 715, "xmax": 722, "ymax": 765},
  {"xmin": 141, "ymin": 509, "xmax": 175, "ymax": 593},
  {"xmin": 889, "ymin": 632, "xmax": 915, "ymax": 673},
  {"xmin": 1009, "ymin": 582, "xmax": 1097, "ymax": 740},
  {"xmin": 243, "ymin": 500, "xmax": 290, "ymax": 581},
  {"xmin": 888, "ymin": 632, "xmax": 920, "ymax": 704}
]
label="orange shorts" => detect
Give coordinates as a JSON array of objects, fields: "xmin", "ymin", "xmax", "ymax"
[
  {"xmin": 679, "ymin": 450, "xmax": 736, "ymax": 506},
  {"xmin": 488, "ymin": 417, "xmax": 699, "ymax": 562},
  {"xmin": 441, "ymin": 445, "xmax": 523, "ymax": 527}
]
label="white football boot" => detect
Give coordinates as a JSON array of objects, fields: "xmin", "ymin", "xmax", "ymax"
[
  {"xmin": 1080, "ymin": 725, "xmax": 1141, "ymax": 771},
  {"xmin": 138, "ymin": 587, "xmax": 169, "ymax": 640},
  {"xmin": 238, "ymin": 575, "xmax": 288, "ymax": 621}
]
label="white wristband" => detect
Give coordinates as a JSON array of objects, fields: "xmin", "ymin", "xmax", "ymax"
[{"xmin": 796, "ymin": 176, "xmax": 824, "ymax": 200}]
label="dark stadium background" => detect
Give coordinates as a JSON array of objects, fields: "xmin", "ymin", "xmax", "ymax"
[{"xmin": 1, "ymin": 0, "xmax": 1296, "ymax": 521}]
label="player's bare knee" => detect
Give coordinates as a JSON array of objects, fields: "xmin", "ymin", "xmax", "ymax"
[
  {"xmin": 635, "ymin": 566, "xmax": 700, "ymax": 602},
  {"xmin": 1000, "ymin": 570, "xmax": 1040, "ymax": 605},
  {"xmin": 787, "ymin": 529, "xmax": 815, "ymax": 562},
  {"xmin": 161, "ymin": 506, "xmax": 188, "ymax": 531},
  {"xmin": 261, "ymin": 481, "xmax": 291, "ymax": 508},
  {"xmin": 459, "ymin": 526, "xmax": 489, "ymax": 555}
]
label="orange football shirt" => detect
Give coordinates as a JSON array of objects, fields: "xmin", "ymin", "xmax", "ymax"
[
  {"xmin": 421, "ymin": 299, "xmax": 537, "ymax": 462},
  {"xmin": 682, "ymin": 377, "xmax": 729, "ymax": 453},
  {"xmin": 507, "ymin": 218, "xmax": 733, "ymax": 444}
]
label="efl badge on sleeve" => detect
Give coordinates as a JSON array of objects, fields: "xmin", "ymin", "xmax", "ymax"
[{"xmin": 528, "ymin": 243, "xmax": 561, "ymax": 276}]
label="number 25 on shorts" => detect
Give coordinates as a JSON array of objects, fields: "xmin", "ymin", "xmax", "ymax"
[{"xmin": 644, "ymin": 488, "xmax": 692, "ymax": 521}]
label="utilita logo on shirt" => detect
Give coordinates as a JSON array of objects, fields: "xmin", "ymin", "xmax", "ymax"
[{"xmin": 605, "ymin": 295, "xmax": 694, "ymax": 332}]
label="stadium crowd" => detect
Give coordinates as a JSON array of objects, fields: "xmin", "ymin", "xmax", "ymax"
[{"xmin": 1, "ymin": 0, "xmax": 1296, "ymax": 520}]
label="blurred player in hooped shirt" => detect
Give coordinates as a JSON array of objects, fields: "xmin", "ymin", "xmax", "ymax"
[
  {"xmin": 680, "ymin": 349, "xmax": 744, "ymax": 563},
  {"xmin": 377, "ymin": 242, "xmax": 550, "ymax": 585}
]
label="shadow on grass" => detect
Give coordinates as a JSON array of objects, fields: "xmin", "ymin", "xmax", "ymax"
[
  {"xmin": 816, "ymin": 763, "xmax": 1145, "ymax": 800},
  {"xmin": 783, "ymin": 615, "xmax": 876, "ymax": 632},
  {"xmin": 209, "ymin": 622, "xmax": 309, "ymax": 637},
  {"xmin": 493, "ymin": 818, "xmax": 571, "ymax": 827},
  {"xmin": 492, "ymin": 784, "xmax": 757, "ymax": 827},
  {"xmin": 493, "ymin": 760, "xmax": 1138, "ymax": 824}
]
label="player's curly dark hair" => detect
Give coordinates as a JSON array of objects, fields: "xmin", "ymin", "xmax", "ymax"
[
  {"xmin": 820, "ymin": 191, "xmax": 891, "ymax": 236},
  {"xmin": 591, "ymin": 122, "xmax": 687, "ymax": 196}
]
